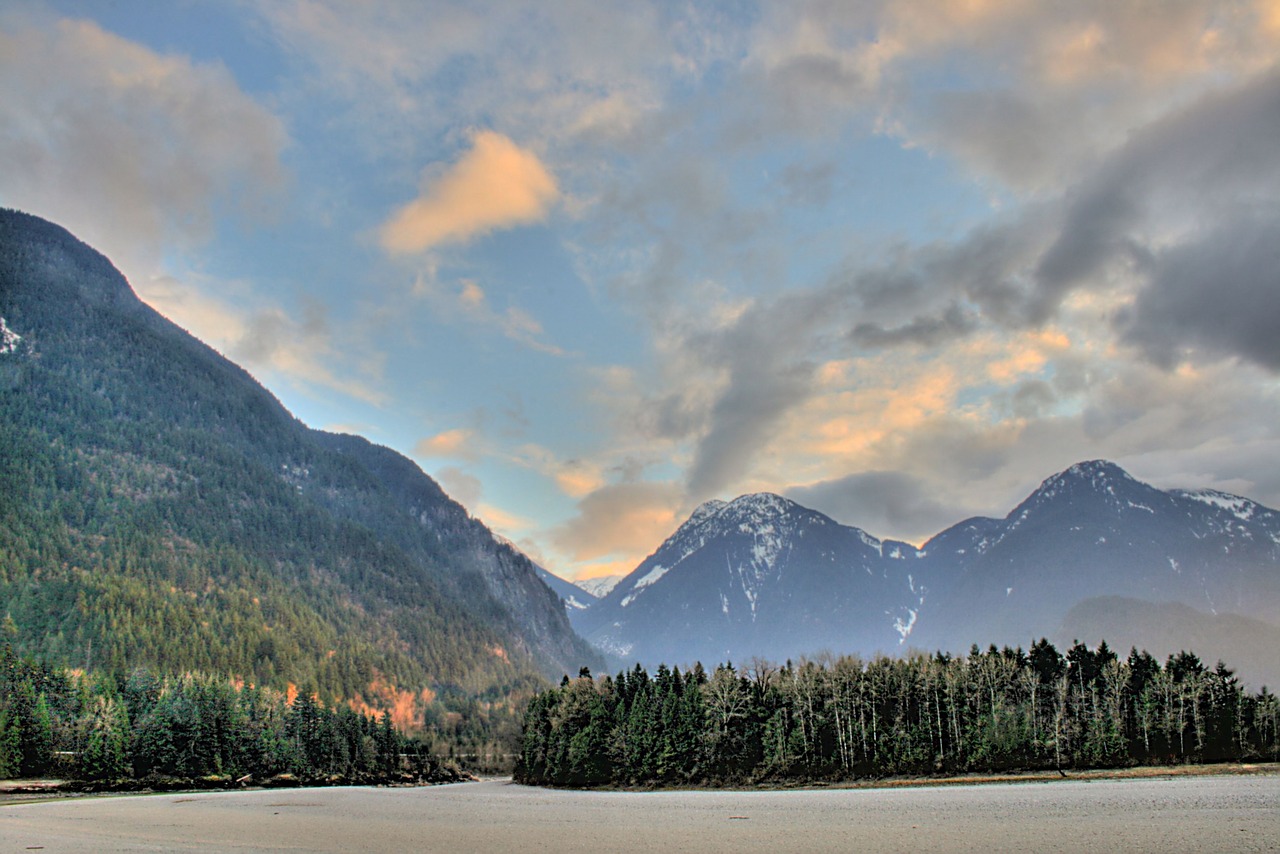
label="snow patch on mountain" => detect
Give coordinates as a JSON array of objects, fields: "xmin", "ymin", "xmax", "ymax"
[
  {"xmin": 0, "ymin": 317, "xmax": 21, "ymax": 354},
  {"xmin": 1176, "ymin": 489, "xmax": 1259, "ymax": 522},
  {"xmin": 635, "ymin": 564, "xmax": 670, "ymax": 590},
  {"xmin": 620, "ymin": 562, "xmax": 676, "ymax": 607},
  {"xmin": 595, "ymin": 635, "xmax": 634, "ymax": 658},
  {"xmin": 577, "ymin": 575, "xmax": 623, "ymax": 597},
  {"xmin": 893, "ymin": 608, "xmax": 917, "ymax": 642}
]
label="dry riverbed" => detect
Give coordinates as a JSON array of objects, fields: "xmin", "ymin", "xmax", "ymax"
[{"xmin": 2, "ymin": 770, "xmax": 1278, "ymax": 852}]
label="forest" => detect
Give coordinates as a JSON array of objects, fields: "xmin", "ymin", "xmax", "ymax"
[
  {"xmin": 0, "ymin": 645, "xmax": 463, "ymax": 787},
  {"xmin": 517, "ymin": 640, "xmax": 1280, "ymax": 787}
]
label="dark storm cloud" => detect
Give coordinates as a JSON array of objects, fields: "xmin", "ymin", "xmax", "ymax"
[
  {"xmin": 852, "ymin": 303, "xmax": 977, "ymax": 349},
  {"xmin": 843, "ymin": 64, "xmax": 1280, "ymax": 362},
  {"xmin": 1034, "ymin": 65, "xmax": 1280, "ymax": 325},
  {"xmin": 787, "ymin": 470, "xmax": 963, "ymax": 543},
  {"xmin": 1121, "ymin": 211, "xmax": 1280, "ymax": 371},
  {"xmin": 836, "ymin": 210, "xmax": 1054, "ymax": 348}
]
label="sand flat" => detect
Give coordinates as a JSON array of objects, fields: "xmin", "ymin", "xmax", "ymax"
[{"xmin": 1, "ymin": 775, "xmax": 1277, "ymax": 852}]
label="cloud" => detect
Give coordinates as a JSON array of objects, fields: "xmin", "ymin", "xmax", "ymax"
[
  {"xmin": 1034, "ymin": 64, "xmax": 1280, "ymax": 336},
  {"xmin": 81, "ymin": 0, "xmax": 1280, "ymax": 581},
  {"xmin": 787, "ymin": 470, "xmax": 965, "ymax": 545},
  {"xmin": 835, "ymin": 64, "xmax": 1280, "ymax": 358},
  {"xmin": 475, "ymin": 502, "xmax": 535, "ymax": 535},
  {"xmin": 0, "ymin": 17, "xmax": 287, "ymax": 274},
  {"xmin": 434, "ymin": 466, "xmax": 484, "ymax": 509},
  {"xmin": 1121, "ymin": 211, "xmax": 1280, "ymax": 370},
  {"xmin": 552, "ymin": 461, "xmax": 606, "ymax": 499},
  {"xmin": 643, "ymin": 286, "xmax": 849, "ymax": 504},
  {"xmin": 138, "ymin": 275, "xmax": 387, "ymax": 406},
  {"xmin": 550, "ymin": 482, "xmax": 681, "ymax": 563},
  {"xmin": 415, "ymin": 428, "xmax": 476, "ymax": 459},
  {"xmin": 380, "ymin": 131, "xmax": 559, "ymax": 254},
  {"xmin": 853, "ymin": 304, "xmax": 979, "ymax": 350},
  {"xmin": 255, "ymin": 0, "xmax": 742, "ymax": 159},
  {"xmin": 506, "ymin": 444, "xmax": 608, "ymax": 499},
  {"xmin": 0, "ymin": 16, "xmax": 360, "ymax": 404},
  {"xmin": 745, "ymin": 1, "xmax": 1280, "ymax": 195},
  {"xmin": 579, "ymin": 53, "xmax": 1280, "ymax": 547},
  {"xmin": 452, "ymin": 280, "xmax": 566, "ymax": 356}
]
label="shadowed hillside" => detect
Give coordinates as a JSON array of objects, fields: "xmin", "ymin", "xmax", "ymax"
[{"xmin": 0, "ymin": 209, "xmax": 600, "ymax": 735}]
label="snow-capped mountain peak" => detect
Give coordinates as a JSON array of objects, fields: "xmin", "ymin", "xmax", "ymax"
[
  {"xmin": 578, "ymin": 491, "xmax": 923, "ymax": 663},
  {"xmin": 1032, "ymin": 459, "xmax": 1138, "ymax": 501},
  {"xmin": 688, "ymin": 498, "xmax": 729, "ymax": 526}
]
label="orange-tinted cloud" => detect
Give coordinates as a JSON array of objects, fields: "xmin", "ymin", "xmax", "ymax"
[
  {"xmin": 414, "ymin": 428, "xmax": 475, "ymax": 458},
  {"xmin": 380, "ymin": 131, "xmax": 559, "ymax": 254},
  {"xmin": 550, "ymin": 482, "xmax": 681, "ymax": 563},
  {"xmin": 475, "ymin": 502, "xmax": 535, "ymax": 535}
]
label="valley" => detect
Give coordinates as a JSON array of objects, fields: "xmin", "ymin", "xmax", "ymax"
[{"xmin": 2, "ymin": 209, "xmax": 1279, "ymax": 793}]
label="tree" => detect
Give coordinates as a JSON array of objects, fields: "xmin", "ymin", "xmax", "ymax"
[
  {"xmin": 80, "ymin": 695, "xmax": 130, "ymax": 781},
  {"xmin": 703, "ymin": 664, "xmax": 752, "ymax": 780},
  {"xmin": 11, "ymin": 680, "xmax": 53, "ymax": 777},
  {"xmin": 0, "ymin": 707, "xmax": 20, "ymax": 777}
]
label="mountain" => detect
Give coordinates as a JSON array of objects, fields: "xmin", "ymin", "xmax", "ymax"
[
  {"xmin": 576, "ymin": 461, "xmax": 1280, "ymax": 688},
  {"xmin": 575, "ymin": 574, "xmax": 623, "ymax": 599},
  {"xmin": 575, "ymin": 493, "xmax": 925, "ymax": 666},
  {"xmin": 913, "ymin": 461, "xmax": 1280, "ymax": 652},
  {"xmin": 533, "ymin": 565, "xmax": 598, "ymax": 614},
  {"xmin": 0, "ymin": 209, "xmax": 600, "ymax": 725}
]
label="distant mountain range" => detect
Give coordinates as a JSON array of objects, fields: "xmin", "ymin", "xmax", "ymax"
[
  {"xmin": 0, "ymin": 209, "xmax": 600, "ymax": 726},
  {"xmin": 570, "ymin": 461, "xmax": 1280, "ymax": 688}
]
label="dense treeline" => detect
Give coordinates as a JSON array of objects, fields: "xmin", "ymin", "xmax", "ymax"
[
  {"xmin": 0, "ymin": 646, "xmax": 462, "ymax": 786},
  {"xmin": 517, "ymin": 640, "xmax": 1280, "ymax": 787}
]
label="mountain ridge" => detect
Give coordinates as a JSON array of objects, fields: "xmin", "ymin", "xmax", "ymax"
[
  {"xmin": 0, "ymin": 208, "xmax": 601, "ymax": 729},
  {"xmin": 580, "ymin": 460, "xmax": 1280, "ymax": 687}
]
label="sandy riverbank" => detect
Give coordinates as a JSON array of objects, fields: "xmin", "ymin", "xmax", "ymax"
[{"xmin": 2, "ymin": 772, "xmax": 1278, "ymax": 852}]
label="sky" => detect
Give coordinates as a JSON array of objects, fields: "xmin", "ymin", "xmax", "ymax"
[{"xmin": 3, "ymin": 1, "xmax": 1280, "ymax": 583}]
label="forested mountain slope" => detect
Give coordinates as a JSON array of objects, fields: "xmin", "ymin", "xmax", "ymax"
[{"xmin": 0, "ymin": 209, "xmax": 600, "ymax": 728}]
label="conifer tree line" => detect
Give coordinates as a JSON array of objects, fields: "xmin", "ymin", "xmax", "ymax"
[
  {"xmin": 516, "ymin": 640, "xmax": 1280, "ymax": 787},
  {"xmin": 0, "ymin": 645, "xmax": 462, "ymax": 786}
]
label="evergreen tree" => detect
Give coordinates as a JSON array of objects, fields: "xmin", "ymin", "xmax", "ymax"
[
  {"xmin": 0, "ymin": 707, "xmax": 20, "ymax": 777},
  {"xmin": 80, "ymin": 695, "xmax": 130, "ymax": 781},
  {"xmin": 516, "ymin": 640, "xmax": 1280, "ymax": 788},
  {"xmin": 12, "ymin": 681, "xmax": 54, "ymax": 776}
]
